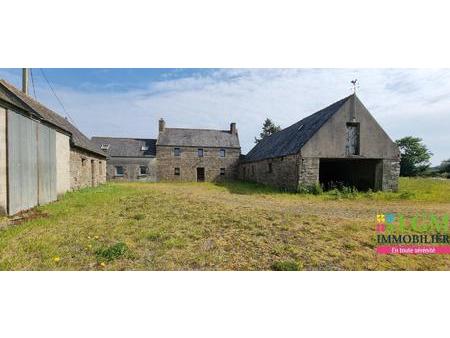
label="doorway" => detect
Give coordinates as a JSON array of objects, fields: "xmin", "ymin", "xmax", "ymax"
[
  {"xmin": 91, "ymin": 160, "xmax": 95, "ymax": 187},
  {"xmin": 319, "ymin": 158, "xmax": 382, "ymax": 191},
  {"xmin": 196, "ymin": 167, "xmax": 205, "ymax": 182}
]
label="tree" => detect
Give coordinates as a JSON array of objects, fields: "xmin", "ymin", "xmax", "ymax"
[
  {"xmin": 254, "ymin": 118, "xmax": 281, "ymax": 144},
  {"xmin": 440, "ymin": 159, "xmax": 450, "ymax": 173},
  {"xmin": 395, "ymin": 136, "xmax": 433, "ymax": 176}
]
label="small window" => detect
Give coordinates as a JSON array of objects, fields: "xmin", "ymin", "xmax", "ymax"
[
  {"xmin": 82, "ymin": 158, "xmax": 87, "ymax": 167},
  {"xmin": 115, "ymin": 166, "xmax": 124, "ymax": 176},
  {"xmin": 139, "ymin": 166, "xmax": 147, "ymax": 175},
  {"xmin": 174, "ymin": 147, "xmax": 181, "ymax": 156},
  {"xmin": 198, "ymin": 148, "xmax": 204, "ymax": 157},
  {"xmin": 268, "ymin": 163, "xmax": 273, "ymax": 173},
  {"xmin": 220, "ymin": 168, "xmax": 225, "ymax": 176},
  {"xmin": 174, "ymin": 167, "xmax": 180, "ymax": 176},
  {"xmin": 219, "ymin": 149, "xmax": 226, "ymax": 157},
  {"xmin": 100, "ymin": 144, "xmax": 110, "ymax": 150}
]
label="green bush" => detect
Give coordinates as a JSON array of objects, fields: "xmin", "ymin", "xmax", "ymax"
[
  {"xmin": 297, "ymin": 183, "xmax": 323, "ymax": 195},
  {"xmin": 271, "ymin": 260, "xmax": 303, "ymax": 271},
  {"xmin": 95, "ymin": 242, "xmax": 128, "ymax": 262}
]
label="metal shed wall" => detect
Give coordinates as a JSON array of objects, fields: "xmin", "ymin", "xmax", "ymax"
[{"xmin": 7, "ymin": 110, "xmax": 57, "ymax": 215}]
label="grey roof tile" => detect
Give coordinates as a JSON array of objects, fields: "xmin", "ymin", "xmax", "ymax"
[
  {"xmin": 244, "ymin": 95, "xmax": 352, "ymax": 162},
  {"xmin": 157, "ymin": 128, "xmax": 240, "ymax": 148},
  {"xmin": 0, "ymin": 79, "xmax": 106, "ymax": 157},
  {"xmin": 91, "ymin": 137, "xmax": 156, "ymax": 157}
]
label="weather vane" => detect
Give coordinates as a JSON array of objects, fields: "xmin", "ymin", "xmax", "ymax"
[{"xmin": 351, "ymin": 79, "xmax": 359, "ymax": 94}]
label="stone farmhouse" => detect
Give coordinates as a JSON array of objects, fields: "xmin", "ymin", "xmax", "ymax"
[
  {"xmin": 91, "ymin": 137, "xmax": 157, "ymax": 181},
  {"xmin": 94, "ymin": 94, "xmax": 399, "ymax": 191},
  {"xmin": 93, "ymin": 119, "xmax": 241, "ymax": 182},
  {"xmin": 0, "ymin": 79, "xmax": 106, "ymax": 216},
  {"xmin": 239, "ymin": 94, "xmax": 400, "ymax": 192}
]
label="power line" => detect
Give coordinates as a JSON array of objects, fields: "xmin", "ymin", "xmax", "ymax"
[
  {"xmin": 30, "ymin": 68, "xmax": 37, "ymax": 100},
  {"xmin": 39, "ymin": 68, "xmax": 78, "ymax": 127}
]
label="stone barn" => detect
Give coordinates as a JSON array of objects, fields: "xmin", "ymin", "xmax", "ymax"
[
  {"xmin": 156, "ymin": 119, "xmax": 241, "ymax": 182},
  {"xmin": 0, "ymin": 79, "xmax": 106, "ymax": 215},
  {"xmin": 92, "ymin": 137, "xmax": 157, "ymax": 181},
  {"xmin": 239, "ymin": 94, "xmax": 400, "ymax": 192}
]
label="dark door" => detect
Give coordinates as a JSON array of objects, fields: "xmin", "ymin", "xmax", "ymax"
[{"xmin": 196, "ymin": 167, "xmax": 205, "ymax": 182}]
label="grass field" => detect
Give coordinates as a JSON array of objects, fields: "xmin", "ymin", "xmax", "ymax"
[{"xmin": 1, "ymin": 177, "xmax": 450, "ymax": 270}]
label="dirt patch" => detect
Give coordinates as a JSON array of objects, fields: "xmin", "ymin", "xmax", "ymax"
[{"xmin": 6, "ymin": 209, "xmax": 49, "ymax": 227}]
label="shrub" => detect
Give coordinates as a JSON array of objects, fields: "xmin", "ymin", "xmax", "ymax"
[
  {"xmin": 297, "ymin": 183, "xmax": 323, "ymax": 195},
  {"xmin": 271, "ymin": 260, "xmax": 303, "ymax": 271},
  {"xmin": 95, "ymin": 242, "xmax": 128, "ymax": 262}
]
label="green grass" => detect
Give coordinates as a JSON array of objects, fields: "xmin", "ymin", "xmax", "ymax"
[{"xmin": 0, "ymin": 177, "xmax": 449, "ymax": 270}]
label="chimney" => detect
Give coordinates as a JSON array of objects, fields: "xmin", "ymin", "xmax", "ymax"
[
  {"xmin": 230, "ymin": 122, "xmax": 237, "ymax": 135},
  {"xmin": 22, "ymin": 68, "xmax": 29, "ymax": 95},
  {"xmin": 159, "ymin": 118, "xmax": 166, "ymax": 132}
]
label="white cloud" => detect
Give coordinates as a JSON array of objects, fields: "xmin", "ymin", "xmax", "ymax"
[{"xmin": 2, "ymin": 69, "xmax": 450, "ymax": 165}]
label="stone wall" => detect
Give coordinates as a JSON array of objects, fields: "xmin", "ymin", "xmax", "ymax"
[
  {"xmin": 298, "ymin": 157, "xmax": 320, "ymax": 189},
  {"xmin": 238, "ymin": 154, "xmax": 300, "ymax": 191},
  {"xmin": 157, "ymin": 145, "xmax": 240, "ymax": 182},
  {"xmin": 70, "ymin": 147, "xmax": 106, "ymax": 190},
  {"xmin": 55, "ymin": 132, "xmax": 71, "ymax": 196},
  {"xmin": 0, "ymin": 106, "xmax": 6, "ymax": 214},
  {"xmin": 382, "ymin": 159, "xmax": 400, "ymax": 192},
  {"xmin": 106, "ymin": 157, "xmax": 157, "ymax": 182}
]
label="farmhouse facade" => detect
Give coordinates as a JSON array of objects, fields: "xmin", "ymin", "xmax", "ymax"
[
  {"xmin": 91, "ymin": 137, "xmax": 157, "ymax": 181},
  {"xmin": 0, "ymin": 79, "xmax": 106, "ymax": 215},
  {"xmin": 93, "ymin": 119, "xmax": 241, "ymax": 183},
  {"xmin": 239, "ymin": 94, "xmax": 400, "ymax": 192},
  {"xmin": 156, "ymin": 119, "xmax": 240, "ymax": 182}
]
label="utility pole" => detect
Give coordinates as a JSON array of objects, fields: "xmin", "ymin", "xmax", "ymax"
[{"xmin": 22, "ymin": 68, "xmax": 29, "ymax": 94}]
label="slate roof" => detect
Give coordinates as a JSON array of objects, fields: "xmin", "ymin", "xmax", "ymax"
[
  {"xmin": 0, "ymin": 79, "xmax": 106, "ymax": 157},
  {"xmin": 244, "ymin": 95, "xmax": 352, "ymax": 162},
  {"xmin": 91, "ymin": 137, "xmax": 157, "ymax": 157},
  {"xmin": 157, "ymin": 128, "xmax": 240, "ymax": 148}
]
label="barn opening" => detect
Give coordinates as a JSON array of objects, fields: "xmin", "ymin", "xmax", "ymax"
[{"xmin": 319, "ymin": 158, "xmax": 382, "ymax": 191}]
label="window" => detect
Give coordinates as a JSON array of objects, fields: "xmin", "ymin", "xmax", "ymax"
[
  {"xmin": 198, "ymin": 148, "xmax": 204, "ymax": 157},
  {"xmin": 220, "ymin": 168, "xmax": 225, "ymax": 176},
  {"xmin": 115, "ymin": 166, "xmax": 124, "ymax": 176},
  {"xmin": 251, "ymin": 165, "xmax": 255, "ymax": 176},
  {"xmin": 141, "ymin": 146, "xmax": 149, "ymax": 151},
  {"xmin": 268, "ymin": 163, "xmax": 273, "ymax": 173},
  {"xmin": 100, "ymin": 144, "xmax": 110, "ymax": 150},
  {"xmin": 346, "ymin": 122, "xmax": 360, "ymax": 155},
  {"xmin": 174, "ymin": 147, "xmax": 181, "ymax": 156},
  {"xmin": 81, "ymin": 158, "xmax": 87, "ymax": 167},
  {"xmin": 220, "ymin": 149, "xmax": 226, "ymax": 157},
  {"xmin": 139, "ymin": 166, "xmax": 147, "ymax": 175},
  {"xmin": 174, "ymin": 167, "xmax": 180, "ymax": 176}
]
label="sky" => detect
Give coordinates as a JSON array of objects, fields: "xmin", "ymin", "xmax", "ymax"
[{"xmin": 0, "ymin": 68, "xmax": 449, "ymax": 165}]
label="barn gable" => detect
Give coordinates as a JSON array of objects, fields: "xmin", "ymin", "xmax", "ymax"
[{"xmin": 300, "ymin": 95, "xmax": 400, "ymax": 159}]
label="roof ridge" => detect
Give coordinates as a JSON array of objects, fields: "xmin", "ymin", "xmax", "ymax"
[
  {"xmin": 92, "ymin": 136, "xmax": 157, "ymax": 141},
  {"xmin": 165, "ymin": 127, "xmax": 230, "ymax": 132}
]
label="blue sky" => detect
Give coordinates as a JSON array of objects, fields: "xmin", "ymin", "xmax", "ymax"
[{"xmin": 1, "ymin": 68, "xmax": 449, "ymax": 165}]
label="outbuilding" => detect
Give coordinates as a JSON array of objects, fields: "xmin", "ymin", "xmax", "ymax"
[
  {"xmin": 0, "ymin": 79, "xmax": 106, "ymax": 215},
  {"xmin": 239, "ymin": 94, "xmax": 400, "ymax": 192}
]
